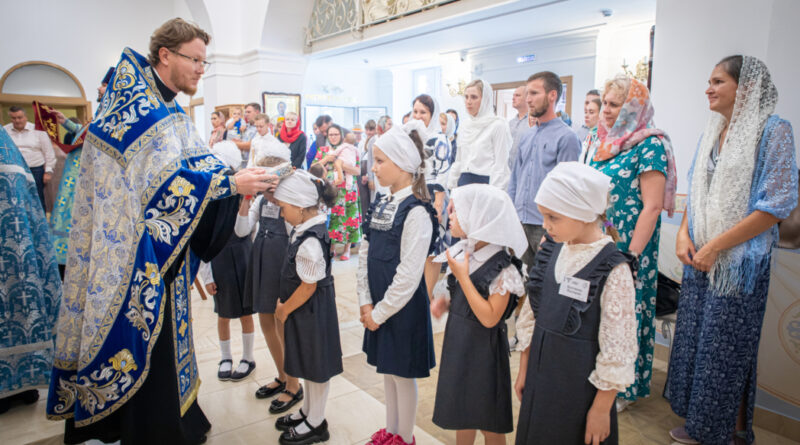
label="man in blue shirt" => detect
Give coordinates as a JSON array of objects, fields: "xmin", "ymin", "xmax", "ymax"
[{"xmin": 507, "ymin": 71, "xmax": 581, "ymax": 268}]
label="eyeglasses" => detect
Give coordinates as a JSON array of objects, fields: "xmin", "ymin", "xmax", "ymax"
[{"xmin": 170, "ymin": 50, "xmax": 211, "ymax": 69}]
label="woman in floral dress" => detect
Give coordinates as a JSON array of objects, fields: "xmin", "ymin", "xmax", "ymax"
[
  {"xmin": 312, "ymin": 124, "xmax": 361, "ymax": 259},
  {"xmin": 586, "ymin": 76, "xmax": 678, "ymax": 411}
]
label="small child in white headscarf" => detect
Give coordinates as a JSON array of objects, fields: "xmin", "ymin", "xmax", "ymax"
[
  {"xmin": 428, "ymin": 184, "xmax": 527, "ymax": 442},
  {"xmin": 514, "ymin": 162, "xmax": 637, "ymax": 445},
  {"xmin": 270, "ymin": 170, "xmax": 341, "ymax": 443}
]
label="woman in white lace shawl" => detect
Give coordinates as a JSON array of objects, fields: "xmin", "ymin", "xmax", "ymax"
[{"xmin": 665, "ymin": 56, "xmax": 798, "ymax": 445}]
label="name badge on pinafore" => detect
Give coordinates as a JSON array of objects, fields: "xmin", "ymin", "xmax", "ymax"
[
  {"xmin": 559, "ymin": 276, "xmax": 590, "ymax": 302},
  {"xmin": 262, "ymin": 202, "xmax": 280, "ymax": 219}
]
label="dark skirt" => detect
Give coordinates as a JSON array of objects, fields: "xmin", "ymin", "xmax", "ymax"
[
  {"xmin": 432, "ymin": 311, "xmax": 512, "ymax": 433},
  {"xmin": 246, "ymin": 233, "xmax": 288, "ymax": 314},
  {"xmin": 515, "ymin": 326, "xmax": 617, "ymax": 445},
  {"xmin": 457, "ymin": 172, "xmax": 490, "ymax": 187},
  {"xmin": 211, "ymin": 235, "xmax": 252, "ymax": 318},
  {"xmin": 282, "ymin": 284, "xmax": 343, "ymax": 383},
  {"xmin": 63, "ymin": 294, "xmax": 210, "ymax": 445},
  {"xmin": 665, "ymin": 264, "xmax": 771, "ymax": 445}
]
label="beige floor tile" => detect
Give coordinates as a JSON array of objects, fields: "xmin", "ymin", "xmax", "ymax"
[{"xmin": 0, "ymin": 390, "xmax": 64, "ymax": 445}]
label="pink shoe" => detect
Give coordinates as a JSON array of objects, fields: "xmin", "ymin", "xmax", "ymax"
[
  {"xmin": 669, "ymin": 426, "xmax": 700, "ymax": 444},
  {"xmin": 391, "ymin": 434, "xmax": 415, "ymax": 445},
  {"xmin": 366, "ymin": 428, "xmax": 394, "ymax": 445}
]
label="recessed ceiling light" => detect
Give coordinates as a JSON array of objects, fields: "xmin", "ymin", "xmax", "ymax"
[{"xmin": 601, "ymin": 8, "xmax": 613, "ymax": 17}]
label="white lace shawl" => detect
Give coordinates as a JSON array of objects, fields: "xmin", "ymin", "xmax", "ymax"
[{"xmin": 690, "ymin": 56, "xmax": 778, "ymax": 294}]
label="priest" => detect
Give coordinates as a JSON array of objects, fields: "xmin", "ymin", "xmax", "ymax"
[{"xmin": 46, "ymin": 18, "xmax": 272, "ymax": 444}]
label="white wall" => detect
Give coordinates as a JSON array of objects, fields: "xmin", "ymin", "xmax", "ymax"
[
  {"xmin": 469, "ymin": 33, "xmax": 597, "ymax": 127},
  {"xmin": 594, "ymin": 21, "xmax": 654, "ymax": 90},
  {"xmin": 651, "ymin": 0, "xmax": 800, "ymax": 193},
  {"xmin": 0, "ymin": 0, "xmax": 196, "ymax": 113}
]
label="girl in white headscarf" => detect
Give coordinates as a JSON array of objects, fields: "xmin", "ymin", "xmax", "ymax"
[
  {"xmin": 407, "ymin": 94, "xmax": 454, "ymax": 297},
  {"xmin": 666, "ymin": 56, "xmax": 798, "ymax": 445},
  {"xmin": 357, "ymin": 124, "xmax": 438, "ymax": 445},
  {"xmin": 448, "ymin": 78, "xmax": 512, "ymax": 190},
  {"xmin": 271, "ymin": 170, "xmax": 341, "ymax": 444},
  {"xmin": 428, "ymin": 184, "xmax": 526, "ymax": 444},
  {"xmin": 514, "ymin": 162, "xmax": 637, "ymax": 445}
]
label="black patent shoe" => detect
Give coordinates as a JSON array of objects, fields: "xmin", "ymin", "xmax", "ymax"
[
  {"xmin": 230, "ymin": 360, "xmax": 256, "ymax": 381},
  {"xmin": 217, "ymin": 359, "xmax": 233, "ymax": 381},
  {"xmin": 269, "ymin": 386, "xmax": 304, "ymax": 414},
  {"xmin": 279, "ymin": 419, "xmax": 329, "ymax": 445},
  {"xmin": 257, "ymin": 377, "xmax": 287, "ymax": 399},
  {"xmin": 275, "ymin": 408, "xmax": 306, "ymax": 431}
]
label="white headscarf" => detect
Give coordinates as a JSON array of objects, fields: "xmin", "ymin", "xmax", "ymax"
[
  {"xmin": 409, "ymin": 95, "xmax": 442, "ymax": 139},
  {"xmin": 374, "ymin": 125, "xmax": 423, "ymax": 175},
  {"xmin": 451, "ymin": 184, "xmax": 528, "ymax": 256},
  {"xmin": 458, "ymin": 78, "xmax": 507, "ymax": 146},
  {"xmin": 534, "ymin": 162, "xmax": 612, "ymax": 223},
  {"xmin": 443, "ymin": 113, "xmax": 456, "ymax": 140},
  {"xmin": 274, "ymin": 169, "xmax": 319, "ymax": 208},
  {"xmin": 252, "ymin": 136, "xmax": 291, "ymax": 164},
  {"xmin": 690, "ymin": 56, "xmax": 779, "ymax": 294},
  {"xmin": 210, "ymin": 140, "xmax": 242, "ymax": 170}
]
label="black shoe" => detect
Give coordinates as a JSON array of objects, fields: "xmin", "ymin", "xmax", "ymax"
[
  {"xmin": 230, "ymin": 360, "xmax": 256, "ymax": 381},
  {"xmin": 0, "ymin": 390, "xmax": 39, "ymax": 415},
  {"xmin": 256, "ymin": 378, "xmax": 286, "ymax": 399},
  {"xmin": 275, "ymin": 408, "xmax": 306, "ymax": 431},
  {"xmin": 279, "ymin": 419, "xmax": 329, "ymax": 445},
  {"xmin": 217, "ymin": 359, "xmax": 233, "ymax": 381},
  {"xmin": 269, "ymin": 386, "xmax": 304, "ymax": 414}
]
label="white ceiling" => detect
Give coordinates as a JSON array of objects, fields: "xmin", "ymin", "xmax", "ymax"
[{"xmin": 309, "ymin": 0, "xmax": 656, "ymax": 69}]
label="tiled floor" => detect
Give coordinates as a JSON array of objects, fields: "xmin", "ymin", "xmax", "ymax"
[{"xmin": 2, "ymin": 254, "xmax": 798, "ymax": 445}]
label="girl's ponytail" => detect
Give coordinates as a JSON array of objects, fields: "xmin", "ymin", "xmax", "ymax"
[
  {"xmin": 600, "ymin": 213, "xmax": 620, "ymax": 243},
  {"xmin": 406, "ymin": 129, "xmax": 430, "ymax": 202}
]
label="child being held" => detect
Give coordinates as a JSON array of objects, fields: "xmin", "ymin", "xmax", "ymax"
[{"xmin": 332, "ymin": 132, "xmax": 359, "ymax": 189}]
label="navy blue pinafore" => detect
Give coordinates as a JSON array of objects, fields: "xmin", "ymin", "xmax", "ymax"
[
  {"xmin": 361, "ymin": 194, "xmax": 438, "ymax": 378},
  {"xmin": 245, "ymin": 196, "xmax": 289, "ymax": 313},
  {"xmin": 279, "ymin": 223, "xmax": 343, "ymax": 383},
  {"xmin": 515, "ymin": 237, "xmax": 632, "ymax": 445}
]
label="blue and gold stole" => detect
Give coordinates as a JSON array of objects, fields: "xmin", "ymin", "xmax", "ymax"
[{"xmin": 46, "ymin": 48, "xmax": 237, "ymax": 426}]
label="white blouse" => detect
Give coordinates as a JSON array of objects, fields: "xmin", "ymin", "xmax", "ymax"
[
  {"xmin": 431, "ymin": 241, "xmax": 525, "ymax": 301},
  {"xmin": 235, "ymin": 194, "xmax": 292, "ymax": 238},
  {"xmin": 291, "ymin": 214, "xmax": 328, "ymax": 283},
  {"xmin": 357, "ymin": 186, "xmax": 433, "ymax": 325},
  {"xmin": 515, "ymin": 236, "xmax": 637, "ymax": 392},
  {"xmin": 448, "ymin": 119, "xmax": 512, "ymax": 190}
]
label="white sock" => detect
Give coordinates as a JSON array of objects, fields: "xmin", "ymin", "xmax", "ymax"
[
  {"xmin": 293, "ymin": 381, "xmax": 329, "ymax": 434},
  {"xmin": 241, "ymin": 332, "xmax": 255, "ymax": 362},
  {"xmin": 290, "ymin": 384, "xmax": 311, "ymax": 421},
  {"xmin": 219, "ymin": 339, "xmax": 232, "ymax": 372},
  {"xmin": 384, "ymin": 374, "xmax": 399, "ymax": 435},
  {"xmin": 391, "ymin": 375, "xmax": 417, "ymax": 443},
  {"xmin": 235, "ymin": 360, "xmax": 251, "ymax": 374}
]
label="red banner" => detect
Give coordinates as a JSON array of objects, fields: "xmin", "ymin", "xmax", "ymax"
[{"xmin": 32, "ymin": 101, "xmax": 86, "ymax": 154}]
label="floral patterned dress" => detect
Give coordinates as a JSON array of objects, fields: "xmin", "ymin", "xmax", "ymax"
[
  {"xmin": 590, "ymin": 133, "xmax": 667, "ymax": 401},
  {"xmin": 313, "ymin": 145, "xmax": 361, "ymax": 246}
]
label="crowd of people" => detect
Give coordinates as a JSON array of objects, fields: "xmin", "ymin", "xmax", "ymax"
[{"xmin": 1, "ymin": 17, "xmax": 798, "ymax": 445}]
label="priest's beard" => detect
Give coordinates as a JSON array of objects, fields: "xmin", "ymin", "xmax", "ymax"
[{"xmin": 170, "ymin": 69, "xmax": 198, "ymax": 96}]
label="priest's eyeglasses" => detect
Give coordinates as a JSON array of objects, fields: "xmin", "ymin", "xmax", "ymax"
[{"xmin": 171, "ymin": 50, "xmax": 211, "ymax": 69}]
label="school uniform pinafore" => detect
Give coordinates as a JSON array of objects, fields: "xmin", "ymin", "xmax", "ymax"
[
  {"xmin": 245, "ymin": 196, "xmax": 289, "ymax": 313},
  {"xmin": 280, "ymin": 223, "xmax": 343, "ymax": 383},
  {"xmin": 210, "ymin": 232, "xmax": 253, "ymax": 318},
  {"xmin": 433, "ymin": 249, "xmax": 521, "ymax": 433},
  {"xmin": 362, "ymin": 195, "xmax": 438, "ymax": 378},
  {"xmin": 515, "ymin": 238, "xmax": 631, "ymax": 445}
]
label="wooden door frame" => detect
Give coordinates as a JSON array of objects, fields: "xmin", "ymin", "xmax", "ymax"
[{"xmin": 491, "ymin": 75, "xmax": 573, "ymax": 117}]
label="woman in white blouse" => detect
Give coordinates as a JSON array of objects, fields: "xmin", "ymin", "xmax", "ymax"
[{"xmin": 448, "ymin": 78, "xmax": 512, "ymax": 190}]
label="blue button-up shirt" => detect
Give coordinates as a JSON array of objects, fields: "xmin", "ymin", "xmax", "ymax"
[{"xmin": 507, "ymin": 118, "xmax": 581, "ymax": 225}]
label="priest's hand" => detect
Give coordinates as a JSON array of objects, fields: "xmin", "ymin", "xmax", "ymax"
[{"xmin": 233, "ymin": 168, "xmax": 277, "ymax": 196}]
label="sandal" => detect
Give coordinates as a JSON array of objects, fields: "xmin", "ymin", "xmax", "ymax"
[
  {"xmin": 217, "ymin": 359, "xmax": 233, "ymax": 381},
  {"xmin": 275, "ymin": 408, "xmax": 306, "ymax": 431},
  {"xmin": 269, "ymin": 386, "xmax": 304, "ymax": 414},
  {"xmin": 279, "ymin": 418, "xmax": 329, "ymax": 445},
  {"xmin": 339, "ymin": 254, "xmax": 350, "ymax": 261},
  {"xmin": 256, "ymin": 378, "xmax": 286, "ymax": 399}
]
